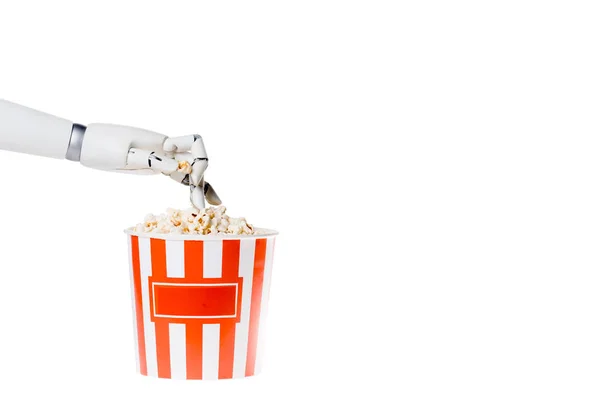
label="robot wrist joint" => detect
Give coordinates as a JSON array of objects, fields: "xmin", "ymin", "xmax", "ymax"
[{"xmin": 66, "ymin": 123, "xmax": 87, "ymax": 162}]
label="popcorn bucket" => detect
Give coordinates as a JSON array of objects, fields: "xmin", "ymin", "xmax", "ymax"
[{"xmin": 125, "ymin": 229, "xmax": 278, "ymax": 380}]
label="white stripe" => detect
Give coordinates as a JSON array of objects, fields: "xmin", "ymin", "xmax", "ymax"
[
  {"xmin": 166, "ymin": 240, "xmax": 185, "ymax": 278},
  {"xmin": 202, "ymin": 240, "xmax": 223, "ymax": 379},
  {"xmin": 255, "ymin": 237, "xmax": 276, "ymax": 374},
  {"xmin": 233, "ymin": 239, "xmax": 256, "ymax": 378},
  {"xmin": 169, "ymin": 323, "xmax": 187, "ymax": 379},
  {"xmin": 202, "ymin": 324, "xmax": 220, "ymax": 379},
  {"xmin": 166, "ymin": 240, "xmax": 186, "ymax": 379},
  {"xmin": 138, "ymin": 237, "xmax": 158, "ymax": 377},
  {"xmin": 203, "ymin": 240, "xmax": 223, "ymax": 278},
  {"xmin": 127, "ymin": 237, "xmax": 140, "ymax": 372}
]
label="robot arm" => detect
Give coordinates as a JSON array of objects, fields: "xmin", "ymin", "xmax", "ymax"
[
  {"xmin": 0, "ymin": 99, "xmax": 221, "ymax": 207},
  {"xmin": 0, "ymin": 99, "xmax": 74, "ymax": 159},
  {"xmin": 0, "ymin": 99, "xmax": 177, "ymax": 172}
]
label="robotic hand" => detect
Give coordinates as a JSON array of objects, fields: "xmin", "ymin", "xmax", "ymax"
[{"xmin": 0, "ymin": 99, "xmax": 221, "ymax": 209}]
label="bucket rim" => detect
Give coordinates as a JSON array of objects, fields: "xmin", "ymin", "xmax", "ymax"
[{"xmin": 124, "ymin": 227, "xmax": 279, "ymax": 241}]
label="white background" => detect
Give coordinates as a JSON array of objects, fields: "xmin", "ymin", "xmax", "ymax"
[{"xmin": 0, "ymin": 1, "xmax": 599, "ymax": 399}]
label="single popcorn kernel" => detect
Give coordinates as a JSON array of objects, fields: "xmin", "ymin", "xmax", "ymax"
[
  {"xmin": 171, "ymin": 219, "xmax": 181, "ymax": 227},
  {"xmin": 177, "ymin": 161, "xmax": 192, "ymax": 174}
]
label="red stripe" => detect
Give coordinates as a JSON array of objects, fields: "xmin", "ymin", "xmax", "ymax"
[
  {"xmin": 219, "ymin": 240, "xmax": 241, "ymax": 379},
  {"xmin": 246, "ymin": 239, "xmax": 267, "ymax": 376},
  {"xmin": 184, "ymin": 240, "xmax": 204, "ymax": 379},
  {"xmin": 150, "ymin": 239, "xmax": 171, "ymax": 379},
  {"xmin": 131, "ymin": 236, "xmax": 147, "ymax": 375},
  {"xmin": 153, "ymin": 284, "xmax": 238, "ymax": 317}
]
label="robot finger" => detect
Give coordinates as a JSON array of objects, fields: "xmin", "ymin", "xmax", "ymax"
[
  {"xmin": 129, "ymin": 129, "xmax": 169, "ymax": 153},
  {"xmin": 164, "ymin": 134, "xmax": 207, "ymax": 157},
  {"xmin": 127, "ymin": 148, "xmax": 179, "ymax": 174},
  {"xmin": 190, "ymin": 183, "xmax": 206, "ymax": 209},
  {"xmin": 163, "ymin": 135, "xmax": 192, "ymax": 153},
  {"xmin": 168, "ymin": 170, "xmax": 189, "ymax": 186},
  {"xmin": 190, "ymin": 159, "xmax": 208, "ymax": 186},
  {"xmin": 191, "ymin": 136, "xmax": 208, "ymax": 159}
]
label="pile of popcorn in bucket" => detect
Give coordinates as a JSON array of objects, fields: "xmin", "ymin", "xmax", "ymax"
[{"xmin": 134, "ymin": 206, "xmax": 254, "ymax": 235}]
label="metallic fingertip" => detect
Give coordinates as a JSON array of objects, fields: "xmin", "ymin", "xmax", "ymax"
[{"xmin": 204, "ymin": 182, "xmax": 222, "ymax": 205}]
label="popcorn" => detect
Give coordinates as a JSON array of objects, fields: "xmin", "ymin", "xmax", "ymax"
[
  {"xmin": 177, "ymin": 161, "xmax": 192, "ymax": 174},
  {"xmin": 227, "ymin": 217, "xmax": 253, "ymax": 235},
  {"xmin": 133, "ymin": 206, "xmax": 255, "ymax": 235}
]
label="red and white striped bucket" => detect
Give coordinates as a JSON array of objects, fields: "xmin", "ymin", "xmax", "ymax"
[{"xmin": 126, "ymin": 229, "xmax": 278, "ymax": 380}]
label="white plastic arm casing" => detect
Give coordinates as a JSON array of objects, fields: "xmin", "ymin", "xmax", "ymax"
[
  {"xmin": 0, "ymin": 99, "xmax": 73, "ymax": 159},
  {"xmin": 0, "ymin": 100, "xmax": 173, "ymax": 173},
  {"xmin": 80, "ymin": 123, "xmax": 168, "ymax": 172}
]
